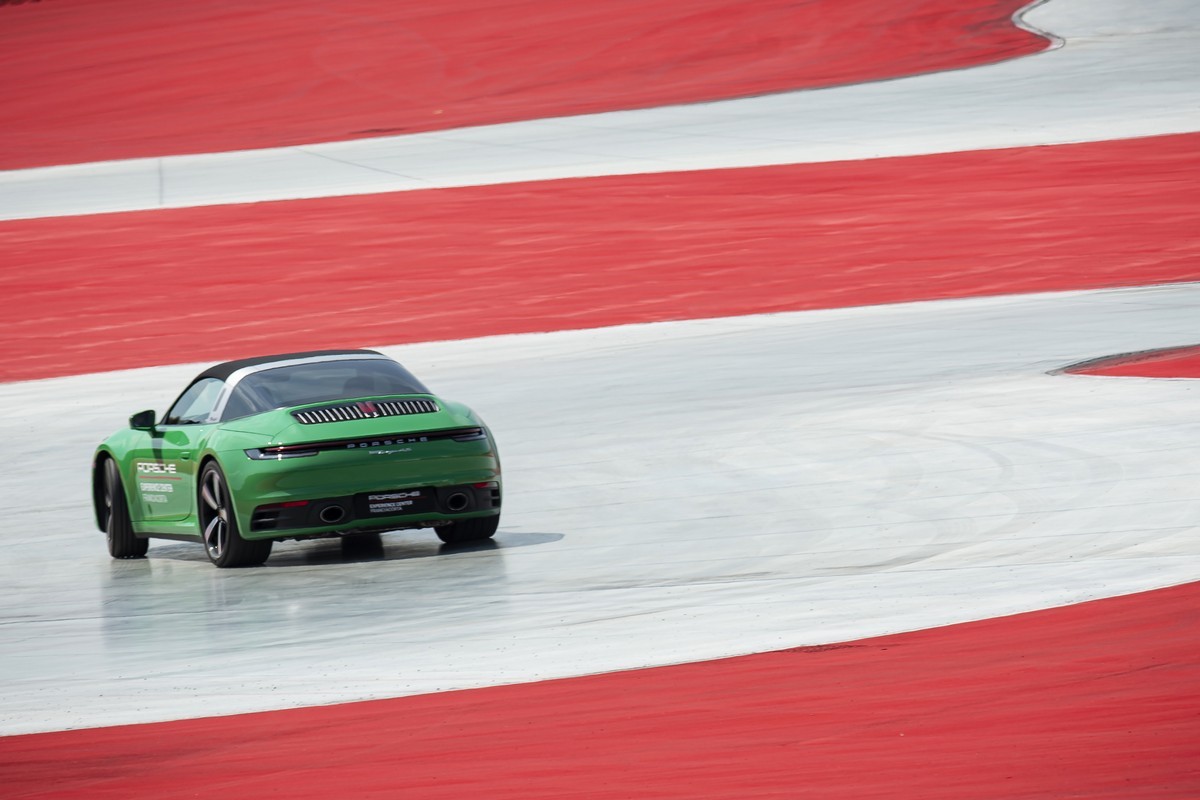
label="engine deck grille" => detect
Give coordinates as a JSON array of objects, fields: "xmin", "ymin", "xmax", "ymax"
[{"xmin": 292, "ymin": 398, "xmax": 440, "ymax": 424}]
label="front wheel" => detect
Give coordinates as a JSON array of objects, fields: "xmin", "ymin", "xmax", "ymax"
[
  {"xmin": 102, "ymin": 458, "xmax": 148, "ymax": 559},
  {"xmin": 436, "ymin": 515, "xmax": 499, "ymax": 545},
  {"xmin": 198, "ymin": 462, "xmax": 272, "ymax": 568}
]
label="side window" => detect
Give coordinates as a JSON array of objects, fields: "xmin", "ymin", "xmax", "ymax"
[{"xmin": 164, "ymin": 378, "xmax": 224, "ymax": 425}]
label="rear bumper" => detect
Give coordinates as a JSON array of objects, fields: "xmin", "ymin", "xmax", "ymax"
[
  {"xmin": 217, "ymin": 429, "xmax": 502, "ymax": 540},
  {"xmin": 247, "ymin": 481, "xmax": 501, "ymax": 538}
]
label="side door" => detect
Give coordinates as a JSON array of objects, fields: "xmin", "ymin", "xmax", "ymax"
[{"xmin": 133, "ymin": 378, "xmax": 224, "ymax": 523}]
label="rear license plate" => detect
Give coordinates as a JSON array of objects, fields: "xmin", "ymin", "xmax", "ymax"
[{"xmin": 357, "ymin": 488, "xmax": 434, "ymax": 517}]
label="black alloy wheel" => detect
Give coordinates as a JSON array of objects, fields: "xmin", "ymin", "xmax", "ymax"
[{"xmin": 198, "ymin": 462, "xmax": 272, "ymax": 568}]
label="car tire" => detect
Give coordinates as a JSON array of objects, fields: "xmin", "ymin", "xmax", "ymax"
[
  {"xmin": 435, "ymin": 514, "xmax": 499, "ymax": 545},
  {"xmin": 198, "ymin": 462, "xmax": 272, "ymax": 568},
  {"xmin": 102, "ymin": 458, "xmax": 149, "ymax": 559}
]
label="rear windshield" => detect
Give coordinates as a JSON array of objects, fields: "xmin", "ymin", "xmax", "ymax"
[{"xmin": 222, "ymin": 359, "xmax": 429, "ymax": 420}]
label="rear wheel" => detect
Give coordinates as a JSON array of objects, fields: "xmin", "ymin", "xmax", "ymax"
[
  {"xmin": 102, "ymin": 458, "xmax": 148, "ymax": 559},
  {"xmin": 435, "ymin": 514, "xmax": 499, "ymax": 545},
  {"xmin": 198, "ymin": 462, "xmax": 272, "ymax": 568}
]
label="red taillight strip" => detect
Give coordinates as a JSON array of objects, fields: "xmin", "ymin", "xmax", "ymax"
[
  {"xmin": 256, "ymin": 500, "xmax": 311, "ymax": 510},
  {"xmin": 245, "ymin": 427, "xmax": 485, "ymax": 459}
]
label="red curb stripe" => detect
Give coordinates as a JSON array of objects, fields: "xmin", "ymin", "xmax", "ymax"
[
  {"xmin": 3, "ymin": 581, "xmax": 1198, "ymax": 799},
  {"xmin": 2, "ymin": 133, "xmax": 1198, "ymax": 383},
  {"xmin": 1069, "ymin": 345, "xmax": 1200, "ymax": 378},
  {"xmin": 1, "ymin": 0, "xmax": 1044, "ymax": 170}
]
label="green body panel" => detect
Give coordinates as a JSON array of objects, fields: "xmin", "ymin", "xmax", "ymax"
[{"xmin": 94, "ymin": 394, "xmax": 501, "ymax": 543}]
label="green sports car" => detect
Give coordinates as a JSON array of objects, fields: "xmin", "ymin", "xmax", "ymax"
[{"xmin": 92, "ymin": 350, "xmax": 502, "ymax": 567}]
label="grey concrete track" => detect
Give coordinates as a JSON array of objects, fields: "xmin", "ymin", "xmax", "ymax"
[
  {"xmin": 1, "ymin": 0, "xmax": 1198, "ymax": 220},
  {"xmin": 1, "ymin": 283, "xmax": 1197, "ymax": 734}
]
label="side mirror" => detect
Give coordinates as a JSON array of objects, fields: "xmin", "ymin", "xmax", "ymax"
[{"xmin": 129, "ymin": 409, "xmax": 157, "ymax": 430}]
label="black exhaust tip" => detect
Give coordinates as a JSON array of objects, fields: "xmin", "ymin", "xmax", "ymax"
[{"xmin": 319, "ymin": 504, "xmax": 347, "ymax": 524}]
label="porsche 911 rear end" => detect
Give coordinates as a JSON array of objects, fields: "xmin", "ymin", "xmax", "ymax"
[
  {"xmin": 96, "ymin": 349, "xmax": 503, "ymax": 567},
  {"xmin": 215, "ymin": 394, "xmax": 502, "ymax": 543}
]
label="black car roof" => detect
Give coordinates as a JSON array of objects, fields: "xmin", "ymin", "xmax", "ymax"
[{"xmin": 195, "ymin": 349, "xmax": 385, "ymax": 382}]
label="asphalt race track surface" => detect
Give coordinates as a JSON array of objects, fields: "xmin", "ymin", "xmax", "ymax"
[{"xmin": 1, "ymin": 0, "xmax": 1198, "ymax": 797}]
